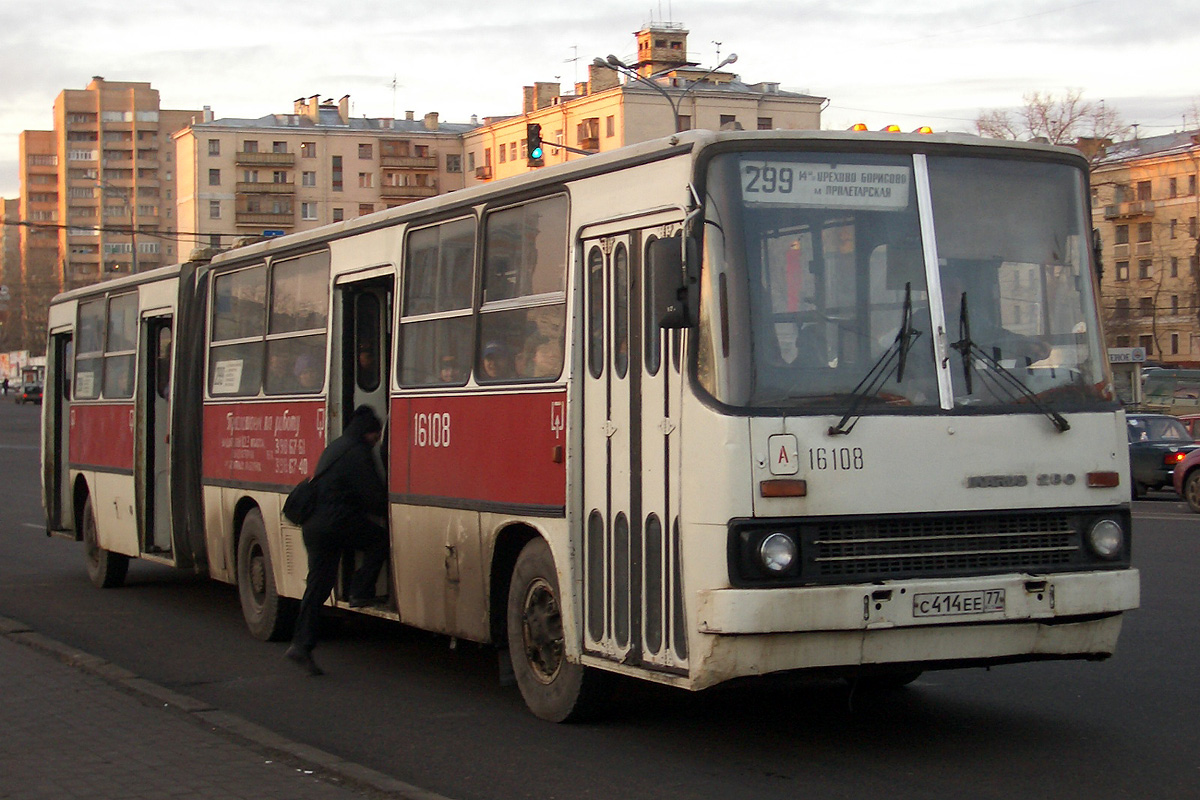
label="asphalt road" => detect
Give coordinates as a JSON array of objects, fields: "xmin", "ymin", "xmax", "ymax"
[{"xmin": 2, "ymin": 397, "xmax": 1197, "ymax": 800}]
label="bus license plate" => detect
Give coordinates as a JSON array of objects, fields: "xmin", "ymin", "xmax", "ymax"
[{"xmin": 912, "ymin": 589, "xmax": 1005, "ymax": 617}]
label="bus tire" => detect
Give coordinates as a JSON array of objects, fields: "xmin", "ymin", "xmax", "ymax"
[
  {"xmin": 236, "ymin": 509, "xmax": 296, "ymax": 642},
  {"xmin": 82, "ymin": 495, "xmax": 129, "ymax": 589},
  {"xmin": 1185, "ymin": 471, "xmax": 1200, "ymax": 514},
  {"xmin": 506, "ymin": 537, "xmax": 609, "ymax": 722}
]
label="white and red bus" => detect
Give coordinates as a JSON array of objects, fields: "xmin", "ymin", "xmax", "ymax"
[{"xmin": 43, "ymin": 130, "xmax": 1139, "ymax": 721}]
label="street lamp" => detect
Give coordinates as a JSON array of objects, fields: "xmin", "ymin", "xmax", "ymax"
[
  {"xmin": 593, "ymin": 52, "xmax": 738, "ymax": 134},
  {"xmin": 95, "ymin": 181, "xmax": 137, "ymax": 274}
]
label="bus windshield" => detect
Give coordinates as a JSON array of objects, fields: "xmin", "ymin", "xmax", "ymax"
[{"xmin": 697, "ymin": 149, "xmax": 1112, "ymax": 413}]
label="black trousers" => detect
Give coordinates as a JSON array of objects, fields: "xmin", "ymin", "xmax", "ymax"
[{"xmin": 291, "ymin": 518, "xmax": 388, "ymax": 652}]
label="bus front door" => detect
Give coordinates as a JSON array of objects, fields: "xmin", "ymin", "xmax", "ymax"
[{"xmin": 581, "ymin": 224, "xmax": 688, "ymax": 674}]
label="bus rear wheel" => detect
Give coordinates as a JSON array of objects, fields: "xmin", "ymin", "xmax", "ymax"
[
  {"xmin": 1185, "ymin": 471, "xmax": 1200, "ymax": 514},
  {"xmin": 82, "ymin": 495, "xmax": 129, "ymax": 589},
  {"xmin": 506, "ymin": 537, "xmax": 609, "ymax": 722},
  {"xmin": 236, "ymin": 509, "xmax": 296, "ymax": 641}
]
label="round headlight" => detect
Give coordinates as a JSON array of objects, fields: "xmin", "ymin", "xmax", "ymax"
[
  {"xmin": 759, "ymin": 532, "xmax": 797, "ymax": 573},
  {"xmin": 1087, "ymin": 519, "xmax": 1124, "ymax": 559}
]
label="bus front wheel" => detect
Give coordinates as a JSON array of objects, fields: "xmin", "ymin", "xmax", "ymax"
[
  {"xmin": 236, "ymin": 509, "xmax": 296, "ymax": 641},
  {"xmin": 506, "ymin": 537, "xmax": 609, "ymax": 722},
  {"xmin": 82, "ymin": 495, "xmax": 129, "ymax": 589}
]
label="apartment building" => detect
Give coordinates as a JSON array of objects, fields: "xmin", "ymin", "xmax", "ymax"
[
  {"xmin": 462, "ymin": 22, "xmax": 825, "ymax": 185},
  {"xmin": 10, "ymin": 78, "xmax": 200, "ymax": 350},
  {"xmin": 1091, "ymin": 131, "xmax": 1200, "ymax": 365},
  {"xmin": 174, "ymin": 96, "xmax": 476, "ymax": 250}
]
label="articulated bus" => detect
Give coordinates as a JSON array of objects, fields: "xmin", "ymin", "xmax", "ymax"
[{"xmin": 43, "ymin": 130, "xmax": 1139, "ymax": 721}]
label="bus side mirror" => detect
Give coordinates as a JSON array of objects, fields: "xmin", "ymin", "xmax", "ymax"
[
  {"xmin": 649, "ymin": 235, "xmax": 695, "ymax": 329},
  {"xmin": 1092, "ymin": 228, "xmax": 1103, "ymax": 281}
]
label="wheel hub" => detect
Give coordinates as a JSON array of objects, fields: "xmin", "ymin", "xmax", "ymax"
[{"xmin": 522, "ymin": 578, "xmax": 564, "ymax": 684}]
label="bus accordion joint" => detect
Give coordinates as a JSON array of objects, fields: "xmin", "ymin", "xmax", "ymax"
[
  {"xmin": 1086, "ymin": 471, "xmax": 1121, "ymax": 488},
  {"xmin": 760, "ymin": 479, "xmax": 807, "ymax": 498}
]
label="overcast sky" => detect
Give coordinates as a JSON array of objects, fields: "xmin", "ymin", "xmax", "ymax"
[{"xmin": 2, "ymin": 0, "xmax": 1198, "ymax": 198}]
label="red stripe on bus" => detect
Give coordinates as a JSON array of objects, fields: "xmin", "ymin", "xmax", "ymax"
[
  {"xmin": 202, "ymin": 401, "xmax": 327, "ymax": 484},
  {"xmin": 69, "ymin": 404, "xmax": 135, "ymax": 471},
  {"xmin": 392, "ymin": 391, "xmax": 567, "ymax": 508}
]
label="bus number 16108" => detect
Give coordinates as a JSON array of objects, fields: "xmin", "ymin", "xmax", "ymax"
[{"xmin": 809, "ymin": 447, "xmax": 864, "ymax": 471}]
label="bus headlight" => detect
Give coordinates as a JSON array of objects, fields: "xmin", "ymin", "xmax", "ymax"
[
  {"xmin": 759, "ymin": 532, "xmax": 797, "ymax": 573},
  {"xmin": 1087, "ymin": 518, "xmax": 1124, "ymax": 559}
]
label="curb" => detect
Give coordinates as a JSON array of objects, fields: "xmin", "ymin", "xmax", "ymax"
[{"xmin": 0, "ymin": 614, "xmax": 453, "ymax": 800}]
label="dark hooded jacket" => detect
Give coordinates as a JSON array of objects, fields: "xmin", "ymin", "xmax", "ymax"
[{"xmin": 302, "ymin": 407, "xmax": 387, "ymax": 545}]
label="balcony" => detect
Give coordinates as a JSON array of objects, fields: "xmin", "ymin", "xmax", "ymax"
[
  {"xmin": 235, "ymin": 151, "xmax": 296, "ymax": 167},
  {"xmin": 1104, "ymin": 200, "xmax": 1155, "ymax": 219},
  {"xmin": 381, "ymin": 155, "xmax": 438, "ymax": 169},
  {"xmin": 475, "ymin": 165, "xmax": 492, "ymax": 180},
  {"xmin": 235, "ymin": 211, "xmax": 295, "ymax": 226},
  {"xmin": 236, "ymin": 181, "xmax": 296, "ymax": 194},
  {"xmin": 380, "ymin": 184, "xmax": 438, "ymax": 199}
]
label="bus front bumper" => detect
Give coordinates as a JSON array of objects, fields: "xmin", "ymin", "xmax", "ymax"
[{"xmin": 697, "ymin": 569, "xmax": 1139, "ymax": 635}]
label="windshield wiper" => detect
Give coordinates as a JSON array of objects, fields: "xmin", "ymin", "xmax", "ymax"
[
  {"xmin": 950, "ymin": 291, "xmax": 1070, "ymax": 433},
  {"xmin": 828, "ymin": 283, "xmax": 920, "ymax": 436}
]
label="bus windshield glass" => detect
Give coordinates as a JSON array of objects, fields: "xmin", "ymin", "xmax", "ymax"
[{"xmin": 697, "ymin": 149, "xmax": 1111, "ymax": 412}]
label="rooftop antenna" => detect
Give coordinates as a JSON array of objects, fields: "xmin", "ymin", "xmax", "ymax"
[
  {"xmin": 712, "ymin": 40, "xmax": 722, "ymax": 62},
  {"xmin": 565, "ymin": 45, "xmax": 579, "ymax": 86}
]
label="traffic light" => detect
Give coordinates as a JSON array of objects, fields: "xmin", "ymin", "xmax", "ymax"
[{"xmin": 526, "ymin": 123, "xmax": 544, "ymax": 165}]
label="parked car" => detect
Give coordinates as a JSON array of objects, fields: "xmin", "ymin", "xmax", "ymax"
[
  {"xmin": 1126, "ymin": 413, "xmax": 1199, "ymax": 498},
  {"xmin": 1177, "ymin": 413, "xmax": 1200, "ymax": 439},
  {"xmin": 15, "ymin": 382, "xmax": 42, "ymax": 405},
  {"xmin": 1172, "ymin": 448, "xmax": 1200, "ymax": 512}
]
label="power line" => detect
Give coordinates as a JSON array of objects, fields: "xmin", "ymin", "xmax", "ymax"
[{"xmin": 2, "ymin": 217, "xmax": 246, "ymax": 241}]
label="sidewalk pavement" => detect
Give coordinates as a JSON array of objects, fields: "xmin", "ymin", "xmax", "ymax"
[{"xmin": 0, "ymin": 616, "xmax": 449, "ymax": 800}]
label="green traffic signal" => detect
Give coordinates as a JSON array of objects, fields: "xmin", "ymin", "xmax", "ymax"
[{"xmin": 527, "ymin": 123, "xmax": 544, "ymax": 163}]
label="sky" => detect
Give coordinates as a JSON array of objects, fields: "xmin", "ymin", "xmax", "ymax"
[{"xmin": 2, "ymin": 0, "xmax": 1198, "ymax": 199}]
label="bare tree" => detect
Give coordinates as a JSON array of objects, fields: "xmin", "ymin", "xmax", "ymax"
[{"xmin": 975, "ymin": 89, "xmax": 1130, "ymax": 147}]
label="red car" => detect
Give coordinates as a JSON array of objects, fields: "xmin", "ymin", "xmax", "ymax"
[{"xmin": 1173, "ymin": 448, "xmax": 1200, "ymax": 512}]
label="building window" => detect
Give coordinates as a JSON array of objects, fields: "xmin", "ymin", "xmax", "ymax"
[
  {"xmin": 1115, "ymin": 298, "xmax": 1130, "ymax": 320},
  {"xmin": 332, "ymin": 208, "xmax": 344, "ymax": 222},
  {"xmin": 1116, "ymin": 335, "xmax": 1130, "ymax": 347},
  {"xmin": 207, "ymin": 139, "xmax": 220, "ymax": 156},
  {"xmin": 302, "ymin": 171, "xmax": 316, "ymax": 187},
  {"xmin": 1172, "ymin": 257, "xmax": 1180, "ymax": 277},
  {"xmin": 509, "ymin": 142, "xmax": 517, "ymax": 162},
  {"xmin": 301, "ymin": 202, "xmax": 317, "ymax": 220},
  {"xmin": 1115, "ymin": 260, "xmax": 1129, "ymax": 281},
  {"xmin": 331, "ymin": 156, "xmax": 343, "ymax": 191},
  {"xmin": 1171, "ymin": 295, "xmax": 1180, "ymax": 315},
  {"xmin": 1190, "ymin": 175, "xmax": 1197, "ymax": 196},
  {"xmin": 209, "ymin": 200, "xmax": 221, "ymax": 219},
  {"xmin": 606, "ymin": 115, "xmax": 615, "ymax": 137},
  {"xmin": 358, "ymin": 172, "xmax": 373, "ymax": 188},
  {"xmin": 1172, "ymin": 333, "xmax": 1180, "ymax": 355},
  {"xmin": 498, "ymin": 145, "xmax": 507, "ymax": 164},
  {"xmin": 719, "ymin": 114, "xmax": 737, "ymax": 129},
  {"xmin": 272, "ymin": 170, "xmax": 288, "ymax": 184},
  {"xmin": 467, "ymin": 152, "xmax": 476, "ymax": 172},
  {"xmin": 1137, "ymin": 222, "xmax": 1152, "ymax": 243},
  {"xmin": 1137, "ymin": 181, "xmax": 1151, "ymax": 201},
  {"xmin": 242, "ymin": 140, "xmax": 258, "ymax": 153},
  {"xmin": 1115, "ymin": 225, "xmax": 1129, "ymax": 245},
  {"xmin": 1171, "ymin": 219, "xmax": 1178, "ymax": 239},
  {"xmin": 1139, "ymin": 259, "xmax": 1152, "ymax": 279},
  {"xmin": 358, "ymin": 143, "xmax": 372, "ymax": 159},
  {"xmin": 209, "ymin": 234, "xmax": 221, "ymax": 248},
  {"xmin": 757, "ymin": 117, "xmax": 773, "ymax": 130},
  {"xmin": 1191, "ymin": 217, "xmax": 1198, "ymax": 238},
  {"xmin": 1139, "ymin": 297, "xmax": 1154, "ymax": 317},
  {"xmin": 272, "ymin": 141, "xmax": 287, "ymax": 154},
  {"xmin": 446, "ymin": 154, "xmax": 461, "ymax": 173},
  {"xmin": 358, "ymin": 203, "xmax": 374, "ymax": 216},
  {"xmin": 301, "ymin": 142, "xmax": 316, "ymax": 158},
  {"xmin": 1170, "ymin": 178, "xmax": 1178, "ymax": 198},
  {"xmin": 1139, "ymin": 334, "xmax": 1154, "ymax": 354},
  {"xmin": 677, "ymin": 115, "xmax": 692, "ymax": 130}
]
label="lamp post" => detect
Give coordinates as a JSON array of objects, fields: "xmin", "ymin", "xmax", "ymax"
[
  {"xmin": 95, "ymin": 181, "xmax": 137, "ymax": 275},
  {"xmin": 592, "ymin": 52, "xmax": 738, "ymax": 134}
]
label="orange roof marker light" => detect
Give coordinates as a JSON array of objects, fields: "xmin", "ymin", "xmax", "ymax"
[
  {"xmin": 848, "ymin": 123, "xmax": 869, "ymax": 131},
  {"xmin": 913, "ymin": 125, "xmax": 934, "ymax": 134},
  {"xmin": 880, "ymin": 124, "xmax": 902, "ymax": 133}
]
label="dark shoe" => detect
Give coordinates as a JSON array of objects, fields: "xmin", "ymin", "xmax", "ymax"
[
  {"xmin": 348, "ymin": 595, "xmax": 383, "ymax": 609},
  {"xmin": 285, "ymin": 644, "xmax": 324, "ymax": 676}
]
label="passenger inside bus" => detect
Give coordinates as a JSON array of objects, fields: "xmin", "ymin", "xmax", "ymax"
[
  {"xmin": 480, "ymin": 342, "xmax": 516, "ymax": 380},
  {"xmin": 295, "ymin": 355, "xmax": 323, "ymax": 392},
  {"xmin": 438, "ymin": 354, "xmax": 465, "ymax": 383}
]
